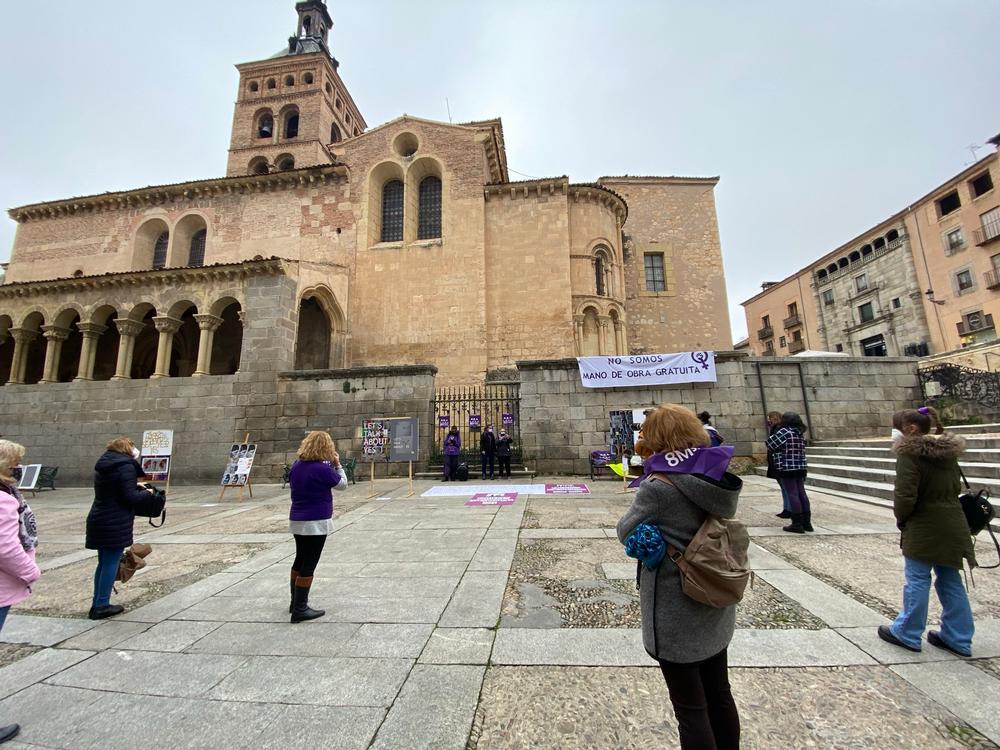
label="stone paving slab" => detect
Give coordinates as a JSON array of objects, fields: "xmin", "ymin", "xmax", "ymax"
[
  {"xmin": 439, "ymin": 571, "xmax": 508, "ymax": 628},
  {"xmin": 115, "ymin": 620, "xmax": 226, "ymax": 652},
  {"xmin": 747, "ymin": 526, "xmax": 837, "ymax": 536},
  {"xmin": 747, "ymin": 542, "xmax": 795, "ymax": 570},
  {"xmin": 0, "ymin": 648, "xmax": 95, "ymax": 700},
  {"xmin": 336, "ymin": 623, "xmax": 434, "ymax": 658},
  {"xmin": 224, "ymin": 544, "xmax": 296, "ymax": 573},
  {"xmin": 468, "ymin": 538, "xmax": 518, "ymax": 571},
  {"xmin": 0, "ymin": 615, "xmax": 97, "ymax": 647},
  {"xmin": 755, "ymin": 568, "xmax": 886, "ymax": 627},
  {"xmin": 357, "ymin": 561, "xmax": 468, "ymax": 578},
  {"xmin": 835, "ymin": 626, "xmax": 960, "ymax": 664},
  {"xmin": 57, "ymin": 620, "xmax": 152, "ymax": 651},
  {"xmin": 253, "ymin": 705, "xmax": 386, "ymax": 750},
  {"xmin": 45, "ymin": 649, "xmax": 247, "ymax": 698},
  {"xmin": 520, "ymin": 529, "xmax": 608, "ymax": 539},
  {"xmin": 601, "ymin": 562, "xmax": 635, "ymax": 580},
  {"xmin": 728, "ymin": 629, "xmax": 877, "ymax": 667},
  {"xmin": 208, "ymin": 656, "xmax": 413, "ymax": 706},
  {"xmin": 117, "ymin": 572, "xmax": 253, "ymax": 623},
  {"xmin": 370, "ymin": 665, "xmax": 486, "ymax": 750},
  {"xmin": 892, "ymin": 661, "xmax": 1000, "ymax": 744},
  {"xmin": 38, "ymin": 549, "xmax": 97, "ymax": 572},
  {"xmin": 419, "ymin": 628, "xmax": 495, "ymax": 665},
  {"xmin": 186, "ymin": 621, "xmax": 359, "ymax": 656}
]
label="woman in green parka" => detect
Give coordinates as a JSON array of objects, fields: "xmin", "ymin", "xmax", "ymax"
[{"xmin": 878, "ymin": 408, "xmax": 976, "ymax": 656}]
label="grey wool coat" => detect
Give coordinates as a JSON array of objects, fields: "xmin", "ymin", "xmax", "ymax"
[{"xmin": 617, "ymin": 471, "xmax": 742, "ymax": 664}]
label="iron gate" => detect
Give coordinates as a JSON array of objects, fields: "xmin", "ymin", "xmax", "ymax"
[
  {"xmin": 432, "ymin": 383, "xmax": 522, "ymax": 464},
  {"xmin": 919, "ymin": 363, "xmax": 1000, "ymax": 408}
]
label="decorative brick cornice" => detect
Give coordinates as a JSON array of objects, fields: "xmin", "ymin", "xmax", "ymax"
[
  {"xmin": 8, "ymin": 165, "xmax": 348, "ymax": 223},
  {"xmin": 0, "ymin": 258, "xmax": 289, "ymax": 300},
  {"xmin": 484, "ymin": 178, "xmax": 627, "ymax": 223}
]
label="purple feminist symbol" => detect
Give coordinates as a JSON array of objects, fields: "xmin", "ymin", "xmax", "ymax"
[{"xmin": 691, "ymin": 351, "xmax": 710, "ymax": 370}]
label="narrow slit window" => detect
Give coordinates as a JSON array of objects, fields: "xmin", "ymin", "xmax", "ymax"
[{"xmin": 153, "ymin": 231, "xmax": 168, "ymax": 270}]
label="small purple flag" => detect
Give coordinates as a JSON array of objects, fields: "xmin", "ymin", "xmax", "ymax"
[{"xmin": 629, "ymin": 445, "xmax": 734, "ymax": 488}]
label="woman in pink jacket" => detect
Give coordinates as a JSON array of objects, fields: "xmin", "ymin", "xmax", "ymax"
[{"xmin": 0, "ymin": 439, "xmax": 40, "ymax": 745}]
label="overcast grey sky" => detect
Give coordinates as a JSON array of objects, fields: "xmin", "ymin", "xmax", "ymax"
[{"xmin": 1, "ymin": 1, "xmax": 998, "ymax": 342}]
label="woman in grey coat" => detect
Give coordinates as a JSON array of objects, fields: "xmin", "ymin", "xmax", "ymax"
[{"xmin": 617, "ymin": 404, "xmax": 742, "ymax": 749}]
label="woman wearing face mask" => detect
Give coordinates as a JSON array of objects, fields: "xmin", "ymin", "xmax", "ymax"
[{"xmin": 85, "ymin": 437, "xmax": 155, "ymax": 619}]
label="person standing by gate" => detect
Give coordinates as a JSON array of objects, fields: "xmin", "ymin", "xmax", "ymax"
[
  {"xmin": 481, "ymin": 424, "xmax": 497, "ymax": 480},
  {"xmin": 443, "ymin": 426, "xmax": 461, "ymax": 481},
  {"xmin": 496, "ymin": 429, "xmax": 513, "ymax": 479}
]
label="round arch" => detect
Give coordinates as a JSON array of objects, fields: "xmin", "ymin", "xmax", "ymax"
[
  {"xmin": 580, "ymin": 306, "xmax": 601, "ymax": 357},
  {"xmin": 367, "ymin": 160, "xmax": 406, "ymax": 245},
  {"xmin": 133, "ymin": 216, "xmax": 170, "ymax": 271},
  {"xmin": 253, "ymin": 108, "xmax": 274, "ymax": 140},
  {"xmin": 172, "ymin": 213, "xmax": 209, "ymax": 267},
  {"xmin": 19, "ymin": 311, "xmax": 46, "ymax": 385},
  {"xmin": 294, "ymin": 286, "xmax": 347, "ymax": 370},
  {"xmin": 210, "ymin": 299, "xmax": 243, "ymax": 375},
  {"xmin": 248, "ymin": 156, "xmax": 269, "ymax": 175},
  {"xmin": 89, "ymin": 304, "xmax": 121, "ymax": 381}
]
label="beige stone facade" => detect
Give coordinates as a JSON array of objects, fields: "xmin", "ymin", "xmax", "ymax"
[
  {"xmin": 743, "ymin": 140, "xmax": 1000, "ymax": 359},
  {"xmin": 1, "ymin": 1, "xmax": 731, "ymax": 388}
]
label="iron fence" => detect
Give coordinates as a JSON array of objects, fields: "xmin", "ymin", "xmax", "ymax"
[
  {"xmin": 432, "ymin": 383, "xmax": 522, "ymax": 464},
  {"xmin": 919, "ymin": 363, "xmax": 1000, "ymax": 408}
]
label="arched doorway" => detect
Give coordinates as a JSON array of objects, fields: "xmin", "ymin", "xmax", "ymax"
[
  {"xmin": 295, "ymin": 297, "xmax": 331, "ymax": 370},
  {"xmin": 210, "ymin": 300, "xmax": 243, "ymax": 375}
]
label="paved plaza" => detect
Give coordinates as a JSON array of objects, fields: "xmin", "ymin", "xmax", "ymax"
[{"xmin": 3, "ymin": 476, "xmax": 1000, "ymax": 749}]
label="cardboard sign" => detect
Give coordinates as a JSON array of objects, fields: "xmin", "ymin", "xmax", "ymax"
[
  {"xmin": 502, "ymin": 412, "xmax": 514, "ymax": 426},
  {"xmin": 466, "ymin": 492, "xmax": 518, "ymax": 506},
  {"xmin": 389, "ymin": 417, "xmax": 419, "ymax": 462},
  {"xmin": 141, "ymin": 430, "xmax": 174, "ymax": 482},
  {"xmin": 16, "ymin": 464, "xmax": 41, "ymax": 491},
  {"xmin": 438, "ymin": 415, "xmax": 450, "ymax": 429},
  {"xmin": 362, "ymin": 420, "xmax": 390, "ymax": 461},
  {"xmin": 469, "ymin": 414, "xmax": 482, "ymax": 430},
  {"xmin": 221, "ymin": 443, "xmax": 257, "ymax": 486},
  {"xmin": 544, "ymin": 483, "xmax": 590, "ymax": 495}
]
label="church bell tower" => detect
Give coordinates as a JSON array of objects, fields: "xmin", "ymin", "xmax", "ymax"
[{"xmin": 225, "ymin": 0, "xmax": 367, "ymax": 177}]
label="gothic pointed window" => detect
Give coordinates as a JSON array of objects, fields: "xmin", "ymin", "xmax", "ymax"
[
  {"xmin": 417, "ymin": 176, "xmax": 442, "ymax": 240},
  {"xmin": 381, "ymin": 180, "xmax": 404, "ymax": 242},
  {"xmin": 153, "ymin": 231, "xmax": 168, "ymax": 270},
  {"xmin": 188, "ymin": 229, "xmax": 206, "ymax": 268}
]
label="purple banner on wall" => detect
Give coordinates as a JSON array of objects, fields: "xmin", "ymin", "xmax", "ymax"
[
  {"xmin": 502, "ymin": 412, "xmax": 514, "ymax": 426},
  {"xmin": 469, "ymin": 414, "xmax": 482, "ymax": 430},
  {"xmin": 438, "ymin": 415, "xmax": 450, "ymax": 429}
]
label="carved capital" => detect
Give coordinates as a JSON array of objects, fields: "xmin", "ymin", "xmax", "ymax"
[
  {"xmin": 152, "ymin": 316, "xmax": 183, "ymax": 334},
  {"xmin": 76, "ymin": 323, "xmax": 108, "ymax": 338},
  {"xmin": 114, "ymin": 319, "xmax": 146, "ymax": 338},
  {"xmin": 9, "ymin": 327, "xmax": 38, "ymax": 345},
  {"xmin": 193, "ymin": 313, "xmax": 224, "ymax": 332},
  {"xmin": 40, "ymin": 325, "xmax": 71, "ymax": 342}
]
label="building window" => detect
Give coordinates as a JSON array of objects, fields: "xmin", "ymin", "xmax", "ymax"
[
  {"xmin": 835, "ymin": 343, "xmax": 844, "ymax": 352},
  {"xmin": 284, "ymin": 75, "xmax": 295, "ymax": 87},
  {"xmin": 779, "ymin": 336, "xmax": 786, "ymax": 348},
  {"xmin": 644, "ymin": 253, "xmax": 666, "ymax": 292},
  {"xmin": 248, "ymin": 81, "xmax": 259, "ymax": 93},
  {"xmin": 188, "ymin": 229, "xmax": 206, "ymax": 268},
  {"xmin": 892, "ymin": 297, "xmax": 901, "ymax": 309},
  {"xmin": 945, "ymin": 227, "xmax": 965, "ymax": 254},
  {"xmin": 822, "ymin": 289, "xmax": 834, "ymax": 306},
  {"xmin": 266, "ymin": 78, "xmax": 276, "ymax": 89},
  {"xmin": 855, "ymin": 274, "xmax": 868, "ymax": 292},
  {"xmin": 956, "ymin": 268, "xmax": 975, "ymax": 294},
  {"xmin": 787, "ymin": 302, "xmax": 798, "ymax": 318},
  {"xmin": 970, "ymin": 171, "xmax": 994, "ymax": 199},
  {"xmin": 330, "ymin": 123, "xmax": 341, "ymax": 143},
  {"xmin": 858, "ymin": 302, "xmax": 875, "ymax": 323},
  {"xmin": 861, "ymin": 334, "xmax": 887, "ymax": 357},
  {"xmin": 284, "ymin": 112, "xmax": 299, "ymax": 139},
  {"xmin": 417, "ymin": 176, "xmax": 442, "ymax": 240},
  {"xmin": 765, "ymin": 340, "xmax": 774, "ymax": 354},
  {"xmin": 276, "ymin": 156, "xmax": 295, "ymax": 171},
  {"xmin": 595, "ymin": 256, "xmax": 606, "ymax": 296},
  {"xmin": 381, "ymin": 180, "xmax": 404, "ymax": 242},
  {"xmin": 761, "ymin": 315, "xmax": 771, "ymax": 329},
  {"xmin": 153, "ymin": 231, "xmax": 169, "ymax": 270},
  {"xmin": 303, "ymin": 72, "xmax": 314, "ymax": 84},
  {"xmin": 936, "ymin": 190, "xmax": 961, "ymax": 218},
  {"xmin": 257, "ymin": 112, "xmax": 273, "ymax": 139}
]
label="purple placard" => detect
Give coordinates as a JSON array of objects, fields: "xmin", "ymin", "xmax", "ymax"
[
  {"xmin": 502, "ymin": 412, "xmax": 514, "ymax": 426},
  {"xmin": 465, "ymin": 492, "xmax": 518, "ymax": 506},
  {"xmin": 469, "ymin": 414, "xmax": 482, "ymax": 429},
  {"xmin": 544, "ymin": 483, "xmax": 591, "ymax": 495},
  {"xmin": 438, "ymin": 415, "xmax": 450, "ymax": 428}
]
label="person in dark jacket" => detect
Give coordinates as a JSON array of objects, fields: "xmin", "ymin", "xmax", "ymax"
[
  {"xmin": 617, "ymin": 404, "xmax": 742, "ymax": 750},
  {"xmin": 85, "ymin": 437, "xmax": 155, "ymax": 620},
  {"xmin": 878, "ymin": 409, "xmax": 976, "ymax": 656},
  {"xmin": 287, "ymin": 431, "xmax": 347, "ymax": 623},
  {"xmin": 765, "ymin": 411, "xmax": 792, "ymax": 518},
  {"xmin": 496, "ymin": 429, "xmax": 513, "ymax": 479},
  {"xmin": 765, "ymin": 412, "xmax": 812, "ymax": 533},
  {"xmin": 480, "ymin": 424, "xmax": 497, "ymax": 480},
  {"xmin": 443, "ymin": 426, "xmax": 461, "ymax": 481}
]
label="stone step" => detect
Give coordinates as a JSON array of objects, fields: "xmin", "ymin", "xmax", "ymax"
[
  {"xmin": 946, "ymin": 423, "xmax": 1000, "ymax": 435},
  {"xmin": 806, "ymin": 453, "xmax": 1000, "ymax": 479},
  {"xmin": 808, "ymin": 462, "xmax": 1000, "ymax": 492},
  {"xmin": 814, "ymin": 436, "xmax": 1000, "ymax": 449},
  {"xmin": 809, "ymin": 446, "xmax": 1000, "ymax": 461}
]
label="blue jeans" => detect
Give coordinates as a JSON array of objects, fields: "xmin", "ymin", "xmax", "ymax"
[
  {"xmin": 777, "ymin": 480, "xmax": 791, "ymax": 512},
  {"xmin": 481, "ymin": 454, "xmax": 495, "ymax": 478},
  {"xmin": 92, "ymin": 547, "xmax": 125, "ymax": 608},
  {"xmin": 0, "ymin": 604, "xmax": 9, "ymax": 632},
  {"xmin": 890, "ymin": 557, "xmax": 974, "ymax": 653}
]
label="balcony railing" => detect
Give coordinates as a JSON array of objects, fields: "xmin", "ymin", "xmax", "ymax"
[
  {"xmin": 813, "ymin": 236, "xmax": 906, "ymax": 285},
  {"xmin": 974, "ymin": 220, "xmax": 1000, "ymax": 247},
  {"xmin": 757, "ymin": 326, "xmax": 773, "ymax": 340},
  {"xmin": 957, "ymin": 313, "xmax": 995, "ymax": 337},
  {"xmin": 986, "ymin": 270, "xmax": 1000, "ymax": 291},
  {"xmin": 788, "ymin": 339, "xmax": 806, "ymax": 354},
  {"xmin": 783, "ymin": 314, "xmax": 802, "ymax": 329}
]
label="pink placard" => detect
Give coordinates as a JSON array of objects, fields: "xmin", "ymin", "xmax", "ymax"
[
  {"xmin": 544, "ymin": 483, "xmax": 591, "ymax": 495},
  {"xmin": 465, "ymin": 492, "xmax": 518, "ymax": 506}
]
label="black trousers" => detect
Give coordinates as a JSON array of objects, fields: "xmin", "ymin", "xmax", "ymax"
[
  {"xmin": 291, "ymin": 534, "xmax": 327, "ymax": 577},
  {"xmin": 658, "ymin": 648, "xmax": 740, "ymax": 750},
  {"xmin": 481, "ymin": 453, "xmax": 495, "ymax": 478},
  {"xmin": 497, "ymin": 457, "xmax": 511, "ymax": 478}
]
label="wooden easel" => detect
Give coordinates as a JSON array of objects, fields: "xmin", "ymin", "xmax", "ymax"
[
  {"xmin": 367, "ymin": 460, "xmax": 377, "ymax": 499},
  {"xmin": 406, "ymin": 460, "xmax": 414, "ymax": 498},
  {"xmin": 219, "ymin": 433, "xmax": 255, "ymax": 501}
]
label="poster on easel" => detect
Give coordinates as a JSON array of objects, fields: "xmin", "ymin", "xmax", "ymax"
[
  {"xmin": 219, "ymin": 435, "xmax": 256, "ymax": 500},
  {"xmin": 141, "ymin": 430, "xmax": 174, "ymax": 484},
  {"xmin": 362, "ymin": 417, "xmax": 419, "ymax": 498}
]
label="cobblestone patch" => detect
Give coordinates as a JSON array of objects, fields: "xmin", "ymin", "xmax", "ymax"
[
  {"xmin": 0, "ymin": 642, "xmax": 43, "ymax": 669},
  {"xmin": 472, "ymin": 665, "xmax": 997, "ymax": 750},
  {"xmin": 971, "ymin": 657, "xmax": 1000, "ymax": 682}
]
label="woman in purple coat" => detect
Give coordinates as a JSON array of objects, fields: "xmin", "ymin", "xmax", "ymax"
[
  {"xmin": 443, "ymin": 426, "xmax": 461, "ymax": 481},
  {"xmin": 287, "ymin": 431, "xmax": 347, "ymax": 623}
]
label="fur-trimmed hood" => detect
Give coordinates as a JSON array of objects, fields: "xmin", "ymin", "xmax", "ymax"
[{"xmin": 895, "ymin": 433, "xmax": 965, "ymax": 461}]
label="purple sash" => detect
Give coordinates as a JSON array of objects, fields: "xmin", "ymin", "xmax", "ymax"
[{"xmin": 629, "ymin": 445, "xmax": 734, "ymax": 488}]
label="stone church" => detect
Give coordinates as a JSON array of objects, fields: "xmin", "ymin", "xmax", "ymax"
[{"xmin": 0, "ymin": 0, "xmax": 731, "ymax": 390}]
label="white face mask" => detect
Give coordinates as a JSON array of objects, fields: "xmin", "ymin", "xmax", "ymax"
[
  {"xmin": 131, "ymin": 447, "xmax": 141, "ymax": 460},
  {"xmin": 890, "ymin": 428, "xmax": 904, "ymax": 447}
]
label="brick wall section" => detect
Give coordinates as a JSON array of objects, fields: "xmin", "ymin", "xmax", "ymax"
[{"xmin": 516, "ymin": 353, "xmax": 920, "ymax": 474}]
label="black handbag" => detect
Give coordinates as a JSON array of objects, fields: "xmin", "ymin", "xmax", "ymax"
[
  {"xmin": 134, "ymin": 486, "xmax": 167, "ymax": 528},
  {"xmin": 959, "ymin": 469, "xmax": 999, "ymax": 569}
]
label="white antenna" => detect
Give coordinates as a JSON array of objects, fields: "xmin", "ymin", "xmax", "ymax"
[
  {"xmin": 966, "ymin": 143, "xmax": 982, "ymax": 164},
  {"xmin": 446, "ymin": 98, "xmax": 452, "ymax": 124}
]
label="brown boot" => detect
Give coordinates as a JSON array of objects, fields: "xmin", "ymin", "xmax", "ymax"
[{"xmin": 290, "ymin": 576, "xmax": 325, "ymax": 623}]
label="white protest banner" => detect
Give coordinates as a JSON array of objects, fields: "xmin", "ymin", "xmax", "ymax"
[{"xmin": 577, "ymin": 352, "xmax": 716, "ymax": 388}]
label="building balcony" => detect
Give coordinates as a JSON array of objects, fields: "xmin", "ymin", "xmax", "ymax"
[
  {"xmin": 974, "ymin": 220, "xmax": 1000, "ymax": 247},
  {"xmin": 957, "ymin": 314, "xmax": 995, "ymax": 337},
  {"xmin": 783, "ymin": 314, "xmax": 802, "ymax": 329},
  {"xmin": 986, "ymin": 270, "xmax": 1000, "ymax": 291},
  {"xmin": 757, "ymin": 326, "xmax": 774, "ymax": 340},
  {"xmin": 788, "ymin": 339, "xmax": 806, "ymax": 354}
]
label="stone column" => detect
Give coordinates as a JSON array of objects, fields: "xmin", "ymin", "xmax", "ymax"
[
  {"xmin": 150, "ymin": 316, "xmax": 183, "ymax": 379},
  {"xmin": 572, "ymin": 315, "xmax": 584, "ymax": 355},
  {"xmin": 598, "ymin": 315, "xmax": 612, "ymax": 356},
  {"xmin": 74, "ymin": 323, "xmax": 107, "ymax": 381},
  {"xmin": 112, "ymin": 319, "xmax": 146, "ymax": 380},
  {"xmin": 192, "ymin": 314, "xmax": 224, "ymax": 376},
  {"xmin": 39, "ymin": 325, "xmax": 71, "ymax": 384},
  {"xmin": 8, "ymin": 328, "xmax": 38, "ymax": 385}
]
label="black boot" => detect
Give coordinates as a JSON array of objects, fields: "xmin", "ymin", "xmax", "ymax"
[
  {"xmin": 289, "ymin": 569, "xmax": 298, "ymax": 614},
  {"xmin": 802, "ymin": 510, "xmax": 814, "ymax": 532},
  {"xmin": 782, "ymin": 514, "xmax": 805, "ymax": 534},
  {"xmin": 776, "ymin": 509, "xmax": 792, "ymax": 519},
  {"xmin": 0, "ymin": 724, "xmax": 20, "ymax": 743},
  {"xmin": 290, "ymin": 576, "xmax": 325, "ymax": 623},
  {"xmin": 88, "ymin": 604, "xmax": 124, "ymax": 620}
]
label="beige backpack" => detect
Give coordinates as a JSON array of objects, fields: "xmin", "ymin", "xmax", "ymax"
[{"xmin": 650, "ymin": 473, "xmax": 752, "ymax": 608}]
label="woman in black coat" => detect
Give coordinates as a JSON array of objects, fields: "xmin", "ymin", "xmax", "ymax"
[{"xmin": 85, "ymin": 437, "xmax": 154, "ymax": 620}]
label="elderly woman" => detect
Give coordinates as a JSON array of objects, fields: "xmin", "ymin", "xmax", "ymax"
[
  {"xmin": 0, "ymin": 440, "xmax": 39, "ymax": 744},
  {"xmin": 617, "ymin": 404, "xmax": 742, "ymax": 750},
  {"xmin": 287, "ymin": 431, "xmax": 348, "ymax": 623},
  {"xmin": 86, "ymin": 437, "xmax": 155, "ymax": 620}
]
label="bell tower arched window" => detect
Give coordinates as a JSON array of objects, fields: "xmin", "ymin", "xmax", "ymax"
[
  {"xmin": 285, "ymin": 112, "xmax": 299, "ymax": 139},
  {"xmin": 418, "ymin": 176, "xmax": 442, "ymax": 240},
  {"xmin": 153, "ymin": 232, "xmax": 169, "ymax": 270},
  {"xmin": 257, "ymin": 112, "xmax": 273, "ymax": 139},
  {"xmin": 381, "ymin": 180, "xmax": 404, "ymax": 242}
]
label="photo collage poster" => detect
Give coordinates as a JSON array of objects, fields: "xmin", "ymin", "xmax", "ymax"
[
  {"xmin": 221, "ymin": 443, "xmax": 257, "ymax": 486},
  {"xmin": 140, "ymin": 429, "xmax": 174, "ymax": 482}
]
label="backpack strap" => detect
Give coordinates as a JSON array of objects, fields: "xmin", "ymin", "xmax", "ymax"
[{"xmin": 959, "ymin": 466, "xmax": 972, "ymax": 491}]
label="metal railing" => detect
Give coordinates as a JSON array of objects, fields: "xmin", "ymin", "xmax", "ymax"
[
  {"xmin": 985, "ymin": 270, "xmax": 1000, "ymax": 290},
  {"xmin": 757, "ymin": 326, "xmax": 774, "ymax": 340},
  {"xmin": 783, "ymin": 314, "xmax": 802, "ymax": 329},
  {"xmin": 957, "ymin": 313, "xmax": 995, "ymax": 337},
  {"xmin": 920, "ymin": 363, "xmax": 1000, "ymax": 408},
  {"xmin": 974, "ymin": 220, "xmax": 1000, "ymax": 247}
]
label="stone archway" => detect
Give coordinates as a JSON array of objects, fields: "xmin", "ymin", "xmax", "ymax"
[{"xmin": 294, "ymin": 288, "xmax": 346, "ymax": 370}]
